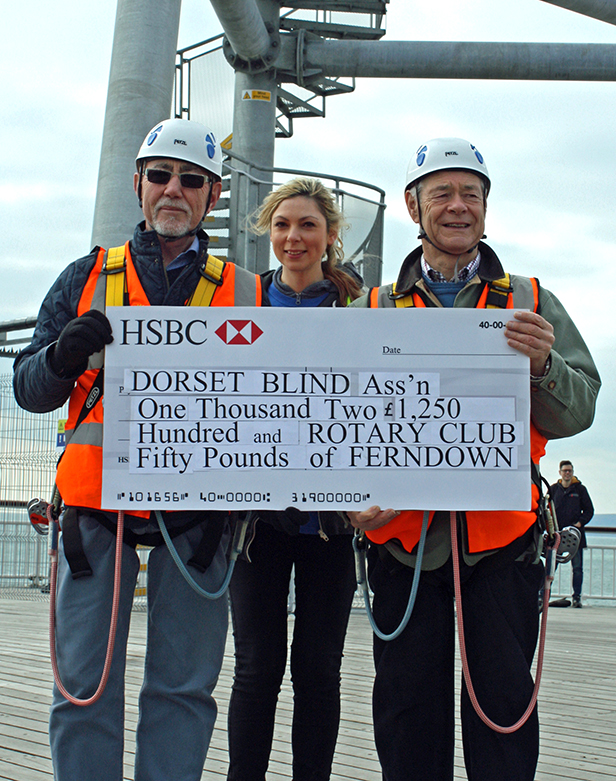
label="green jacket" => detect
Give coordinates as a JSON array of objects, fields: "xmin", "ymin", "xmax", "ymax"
[
  {"xmin": 350, "ymin": 241, "xmax": 601, "ymax": 567},
  {"xmin": 351, "ymin": 241, "xmax": 600, "ymax": 443}
]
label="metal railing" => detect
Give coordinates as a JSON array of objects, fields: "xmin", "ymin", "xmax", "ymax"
[
  {"xmin": 218, "ymin": 148, "xmax": 385, "ymax": 284},
  {"xmin": 0, "ymin": 159, "xmax": 386, "ymax": 357},
  {"xmin": 1, "ymin": 374, "xmax": 614, "ymax": 606},
  {"xmin": 0, "ymin": 375, "xmax": 152, "ymax": 604},
  {"xmin": 0, "ymin": 318, "xmax": 38, "ymax": 360},
  {"xmin": 550, "ymin": 545, "xmax": 616, "ymax": 603},
  {"xmin": 174, "ymin": 34, "xmax": 386, "ymax": 284},
  {"xmin": 3, "ymin": 528, "xmax": 615, "ymax": 608}
]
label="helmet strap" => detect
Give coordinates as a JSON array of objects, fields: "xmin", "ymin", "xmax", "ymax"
[
  {"xmin": 137, "ymin": 161, "xmax": 145, "ymax": 208},
  {"xmin": 202, "ymin": 181, "xmax": 214, "ymax": 223},
  {"xmin": 417, "ymin": 229, "xmax": 486, "ymax": 257}
]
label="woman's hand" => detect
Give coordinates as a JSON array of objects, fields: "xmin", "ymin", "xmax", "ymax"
[{"xmin": 347, "ymin": 506, "xmax": 400, "ymax": 531}]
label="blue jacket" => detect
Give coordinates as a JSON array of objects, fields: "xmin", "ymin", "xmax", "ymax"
[
  {"xmin": 550, "ymin": 478, "xmax": 594, "ymax": 548},
  {"xmin": 14, "ymin": 222, "xmax": 220, "ymax": 413}
]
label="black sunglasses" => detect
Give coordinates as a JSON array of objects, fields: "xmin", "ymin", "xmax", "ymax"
[{"xmin": 145, "ymin": 168, "xmax": 208, "ymax": 189}]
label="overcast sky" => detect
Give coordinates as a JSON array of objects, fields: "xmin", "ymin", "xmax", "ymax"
[{"xmin": 2, "ymin": 0, "xmax": 615, "ymax": 511}]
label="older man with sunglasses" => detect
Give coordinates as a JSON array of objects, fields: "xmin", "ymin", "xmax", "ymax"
[{"xmin": 13, "ymin": 119, "xmax": 261, "ymax": 781}]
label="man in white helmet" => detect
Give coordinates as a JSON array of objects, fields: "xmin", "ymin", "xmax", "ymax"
[
  {"xmin": 13, "ymin": 118, "xmax": 262, "ymax": 781},
  {"xmin": 349, "ymin": 138, "xmax": 600, "ymax": 780},
  {"xmin": 134, "ymin": 119, "xmax": 222, "ymax": 258}
]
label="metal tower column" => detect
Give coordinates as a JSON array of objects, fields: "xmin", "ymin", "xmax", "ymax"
[
  {"xmin": 228, "ymin": 69, "xmax": 278, "ymax": 272},
  {"xmin": 217, "ymin": 0, "xmax": 280, "ymax": 272},
  {"xmin": 91, "ymin": 0, "xmax": 182, "ymax": 249}
]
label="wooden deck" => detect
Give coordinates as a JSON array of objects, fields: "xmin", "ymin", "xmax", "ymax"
[{"xmin": 0, "ymin": 596, "xmax": 614, "ymax": 780}]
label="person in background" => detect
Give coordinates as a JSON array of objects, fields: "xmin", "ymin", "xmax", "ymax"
[
  {"xmin": 13, "ymin": 118, "xmax": 261, "ymax": 781},
  {"xmin": 550, "ymin": 460, "xmax": 594, "ymax": 607},
  {"xmin": 348, "ymin": 138, "xmax": 600, "ymax": 781},
  {"xmin": 226, "ymin": 177, "xmax": 363, "ymax": 781}
]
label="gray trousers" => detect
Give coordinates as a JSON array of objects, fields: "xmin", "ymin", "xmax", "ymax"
[{"xmin": 50, "ymin": 512, "xmax": 229, "ymax": 781}]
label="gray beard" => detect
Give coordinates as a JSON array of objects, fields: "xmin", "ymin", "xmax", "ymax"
[{"xmin": 150, "ymin": 214, "xmax": 196, "ymax": 240}]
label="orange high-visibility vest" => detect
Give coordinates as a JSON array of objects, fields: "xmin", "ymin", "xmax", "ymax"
[
  {"xmin": 366, "ymin": 273, "xmax": 547, "ymax": 554},
  {"xmin": 56, "ymin": 243, "xmax": 262, "ymax": 513}
]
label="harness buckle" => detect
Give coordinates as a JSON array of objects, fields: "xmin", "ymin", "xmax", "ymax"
[
  {"xmin": 490, "ymin": 276, "xmax": 514, "ymax": 294},
  {"xmin": 101, "ymin": 262, "xmax": 126, "ymax": 275},
  {"xmin": 198, "ymin": 260, "xmax": 225, "ymax": 287},
  {"xmin": 102, "ymin": 245, "xmax": 127, "ymax": 275},
  {"xmin": 485, "ymin": 274, "xmax": 514, "ymax": 308}
]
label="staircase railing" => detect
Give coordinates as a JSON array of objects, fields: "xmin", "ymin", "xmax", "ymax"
[{"xmin": 210, "ymin": 149, "xmax": 385, "ymax": 286}]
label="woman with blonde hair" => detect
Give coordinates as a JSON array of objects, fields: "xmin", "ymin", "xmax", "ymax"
[
  {"xmin": 254, "ymin": 176, "xmax": 363, "ymax": 305},
  {"xmin": 227, "ymin": 177, "xmax": 363, "ymax": 781}
]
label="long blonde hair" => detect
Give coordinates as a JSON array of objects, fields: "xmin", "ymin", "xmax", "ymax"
[{"xmin": 252, "ymin": 177, "xmax": 362, "ymax": 304}]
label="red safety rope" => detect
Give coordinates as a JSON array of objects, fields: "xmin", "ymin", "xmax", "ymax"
[
  {"xmin": 451, "ymin": 510, "xmax": 559, "ymax": 733},
  {"xmin": 49, "ymin": 508, "xmax": 125, "ymax": 706}
]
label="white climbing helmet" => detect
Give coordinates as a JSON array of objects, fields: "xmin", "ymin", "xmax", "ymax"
[
  {"xmin": 135, "ymin": 118, "xmax": 222, "ymax": 180},
  {"xmin": 405, "ymin": 137, "xmax": 490, "ymax": 195}
]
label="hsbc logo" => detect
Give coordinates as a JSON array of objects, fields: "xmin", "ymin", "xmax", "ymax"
[{"xmin": 215, "ymin": 320, "xmax": 263, "ymax": 345}]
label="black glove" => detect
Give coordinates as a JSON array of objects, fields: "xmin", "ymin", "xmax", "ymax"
[{"xmin": 49, "ymin": 309, "xmax": 113, "ymax": 378}]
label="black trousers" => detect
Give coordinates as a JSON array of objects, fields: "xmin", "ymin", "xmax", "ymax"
[
  {"xmin": 227, "ymin": 523, "xmax": 356, "ymax": 781},
  {"xmin": 370, "ymin": 542, "xmax": 544, "ymax": 781}
]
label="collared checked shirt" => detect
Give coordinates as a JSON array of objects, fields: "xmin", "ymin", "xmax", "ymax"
[{"xmin": 421, "ymin": 252, "xmax": 481, "ymax": 283}]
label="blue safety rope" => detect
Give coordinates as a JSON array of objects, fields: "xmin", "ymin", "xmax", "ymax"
[
  {"xmin": 353, "ymin": 509, "xmax": 430, "ymax": 641},
  {"xmin": 155, "ymin": 510, "xmax": 249, "ymax": 600}
]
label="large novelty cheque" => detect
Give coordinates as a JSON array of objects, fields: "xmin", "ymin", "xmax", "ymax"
[{"xmin": 101, "ymin": 307, "xmax": 531, "ymax": 511}]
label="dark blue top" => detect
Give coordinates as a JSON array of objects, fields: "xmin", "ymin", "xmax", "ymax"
[{"xmin": 268, "ymin": 267, "xmax": 340, "ymax": 534}]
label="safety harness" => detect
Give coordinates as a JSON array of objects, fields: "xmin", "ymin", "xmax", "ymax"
[
  {"xmin": 47, "ymin": 244, "xmax": 252, "ymax": 706},
  {"xmin": 375, "ymin": 272, "xmax": 516, "ymax": 310},
  {"xmin": 103, "ymin": 241, "xmax": 226, "ymax": 307},
  {"xmin": 61, "ymin": 244, "xmax": 229, "ymax": 580},
  {"xmin": 357, "ymin": 269, "xmax": 570, "ymax": 732}
]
